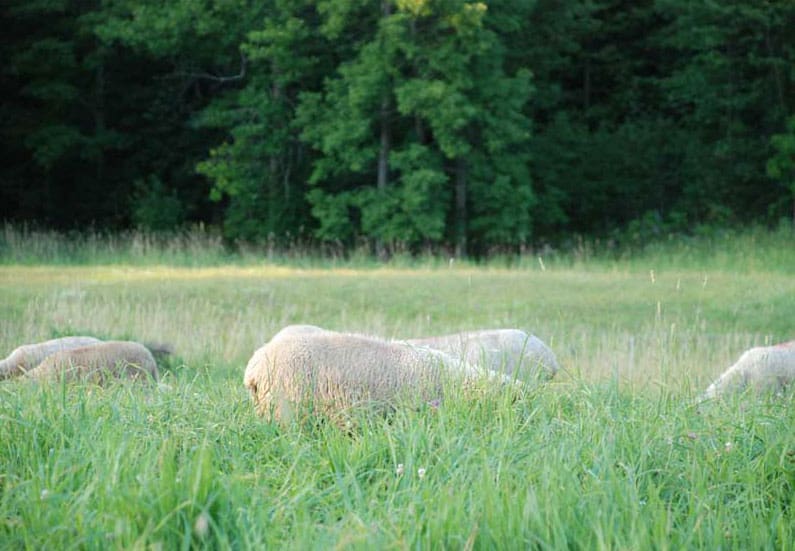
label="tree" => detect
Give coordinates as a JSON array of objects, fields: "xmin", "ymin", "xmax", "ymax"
[
  {"xmin": 196, "ymin": 1, "xmax": 323, "ymax": 241},
  {"xmin": 657, "ymin": 0, "xmax": 795, "ymax": 225},
  {"xmin": 96, "ymin": 0, "xmax": 265, "ymax": 231},
  {"xmin": 297, "ymin": 0, "xmax": 534, "ymax": 255},
  {"xmin": 767, "ymin": 116, "xmax": 795, "ymax": 223},
  {"xmin": 2, "ymin": 0, "xmax": 129, "ymax": 227}
]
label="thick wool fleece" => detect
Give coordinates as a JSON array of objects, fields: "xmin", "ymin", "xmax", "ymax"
[
  {"xmin": 26, "ymin": 341, "xmax": 159, "ymax": 384},
  {"xmin": 405, "ymin": 328, "xmax": 559, "ymax": 381},
  {"xmin": 244, "ymin": 327, "xmax": 504, "ymax": 423},
  {"xmin": 701, "ymin": 340, "xmax": 795, "ymax": 400},
  {"xmin": 0, "ymin": 336, "xmax": 103, "ymax": 380}
]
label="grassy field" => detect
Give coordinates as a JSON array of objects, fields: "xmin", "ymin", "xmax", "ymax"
[{"xmin": 1, "ymin": 230, "xmax": 794, "ymax": 549}]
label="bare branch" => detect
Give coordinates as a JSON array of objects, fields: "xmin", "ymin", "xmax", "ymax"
[{"xmin": 177, "ymin": 52, "xmax": 247, "ymax": 83}]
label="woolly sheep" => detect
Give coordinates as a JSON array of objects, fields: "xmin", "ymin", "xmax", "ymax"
[
  {"xmin": 25, "ymin": 341, "xmax": 159, "ymax": 384},
  {"xmin": 0, "ymin": 336, "xmax": 103, "ymax": 380},
  {"xmin": 244, "ymin": 326, "xmax": 511, "ymax": 423},
  {"xmin": 700, "ymin": 340, "xmax": 795, "ymax": 400},
  {"xmin": 405, "ymin": 329, "xmax": 559, "ymax": 381}
]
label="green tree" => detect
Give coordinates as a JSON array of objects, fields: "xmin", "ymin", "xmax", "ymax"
[
  {"xmin": 298, "ymin": 0, "xmax": 534, "ymax": 255},
  {"xmin": 196, "ymin": 1, "xmax": 323, "ymax": 242},
  {"xmin": 2, "ymin": 0, "xmax": 128, "ymax": 226},
  {"xmin": 657, "ymin": 0, "xmax": 795, "ymax": 226},
  {"xmin": 767, "ymin": 115, "xmax": 795, "ymax": 223},
  {"xmin": 97, "ymin": 0, "xmax": 265, "ymax": 231}
]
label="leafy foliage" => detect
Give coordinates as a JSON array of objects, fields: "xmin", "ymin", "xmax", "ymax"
[{"xmin": 1, "ymin": 0, "xmax": 793, "ymax": 254}]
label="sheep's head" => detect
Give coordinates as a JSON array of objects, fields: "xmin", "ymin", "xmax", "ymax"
[{"xmin": 244, "ymin": 373, "xmax": 258, "ymax": 400}]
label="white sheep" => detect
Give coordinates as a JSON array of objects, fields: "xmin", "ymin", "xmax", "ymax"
[
  {"xmin": 0, "ymin": 336, "xmax": 103, "ymax": 380},
  {"xmin": 244, "ymin": 326, "xmax": 511, "ymax": 424},
  {"xmin": 700, "ymin": 340, "xmax": 795, "ymax": 400},
  {"xmin": 269, "ymin": 325, "xmax": 559, "ymax": 380},
  {"xmin": 405, "ymin": 329, "xmax": 559, "ymax": 381},
  {"xmin": 25, "ymin": 341, "xmax": 159, "ymax": 384}
]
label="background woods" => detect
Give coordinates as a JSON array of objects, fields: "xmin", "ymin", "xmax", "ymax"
[{"xmin": 1, "ymin": 0, "xmax": 793, "ymax": 255}]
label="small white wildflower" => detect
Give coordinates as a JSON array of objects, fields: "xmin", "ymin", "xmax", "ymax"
[
  {"xmin": 417, "ymin": 467, "xmax": 426, "ymax": 480},
  {"xmin": 724, "ymin": 441, "xmax": 733, "ymax": 453},
  {"xmin": 194, "ymin": 512, "xmax": 210, "ymax": 539},
  {"xmin": 396, "ymin": 464, "xmax": 404, "ymax": 476}
]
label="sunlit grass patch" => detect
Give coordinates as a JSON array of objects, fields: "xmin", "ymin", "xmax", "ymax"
[{"xmin": 1, "ymin": 234, "xmax": 794, "ymax": 547}]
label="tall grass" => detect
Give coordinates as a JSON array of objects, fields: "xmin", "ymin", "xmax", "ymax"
[
  {"xmin": 2, "ymin": 375, "xmax": 793, "ymax": 549},
  {"xmin": 2, "ymin": 222, "xmax": 794, "ymax": 272},
  {"xmin": 1, "ymin": 232, "xmax": 794, "ymax": 548}
]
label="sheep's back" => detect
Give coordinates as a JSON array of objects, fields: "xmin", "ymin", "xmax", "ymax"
[
  {"xmin": 406, "ymin": 329, "xmax": 559, "ymax": 380},
  {"xmin": 27, "ymin": 341, "xmax": 158, "ymax": 384},
  {"xmin": 1, "ymin": 336, "xmax": 102, "ymax": 380},
  {"xmin": 246, "ymin": 333, "xmax": 460, "ymax": 421},
  {"xmin": 702, "ymin": 343, "xmax": 795, "ymax": 399}
]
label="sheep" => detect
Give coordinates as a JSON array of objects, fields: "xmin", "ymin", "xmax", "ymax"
[
  {"xmin": 405, "ymin": 329, "xmax": 559, "ymax": 381},
  {"xmin": 244, "ymin": 326, "xmax": 512, "ymax": 424},
  {"xmin": 267, "ymin": 325, "xmax": 559, "ymax": 380},
  {"xmin": 24, "ymin": 341, "xmax": 159, "ymax": 384},
  {"xmin": 0, "ymin": 336, "xmax": 103, "ymax": 380},
  {"xmin": 700, "ymin": 340, "xmax": 795, "ymax": 400}
]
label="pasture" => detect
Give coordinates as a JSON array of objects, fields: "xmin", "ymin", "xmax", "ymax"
[{"xmin": 1, "ymin": 237, "xmax": 794, "ymax": 548}]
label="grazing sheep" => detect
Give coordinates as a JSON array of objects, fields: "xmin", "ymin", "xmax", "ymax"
[
  {"xmin": 25, "ymin": 341, "xmax": 159, "ymax": 384},
  {"xmin": 0, "ymin": 336, "xmax": 103, "ymax": 380},
  {"xmin": 405, "ymin": 329, "xmax": 559, "ymax": 381},
  {"xmin": 244, "ymin": 326, "xmax": 510, "ymax": 424},
  {"xmin": 700, "ymin": 340, "xmax": 795, "ymax": 400}
]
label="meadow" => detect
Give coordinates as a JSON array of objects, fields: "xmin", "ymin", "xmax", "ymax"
[{"xmin": 1, "ymin": 227, "xmax": 794, "ymax": 549}]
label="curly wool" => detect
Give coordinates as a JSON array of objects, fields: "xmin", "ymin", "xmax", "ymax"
[
  {"xmin": 405, "ymin": 328, "xmax": 559, "ymax": 381},
  {"xmin": 0, "ymin": 336, "xmax": 103, "ymax": 380},
  {"xmin": 244, "ymin": 326, "xmax": 505, "ymax": 423},
  {"xmin": 701, "ymin": 340, "xmax": 795, "ymax": 400},
  {"xmin": 25, "ymin": 341, "xmax": 159, "ymax": 384}
]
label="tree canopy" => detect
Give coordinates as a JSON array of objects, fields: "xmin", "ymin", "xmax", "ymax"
[{"xmin": 1, "ymin": 0, "xmax": 793, "ymax": 255}]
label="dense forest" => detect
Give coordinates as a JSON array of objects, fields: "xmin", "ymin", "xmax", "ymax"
[{"xmin": 1, "ymin": 1, "xmax": 793, "ymax": 256}]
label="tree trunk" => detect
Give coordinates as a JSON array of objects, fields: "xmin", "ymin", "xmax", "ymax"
[
  {"xmin": 94, "ymin": 61, "xmax": 106, "ymax": 185},
  {"xmin": 271, "ymin": 74, "xmax": 282, "ymax": 195},
  {"xmin": 377, "ymin": 96, "xmax": 389, "ymax": 192},
  {"xmin": 374, "ymin": 0, "xmax": 393, "ymax": 259},
  {"xmin": 583, "ymin": 57, "xmax": 591, "ymax": 112},
  {"xmin": 455, "ymin": 158, "xmax": 467, "ymax": 258},
  {"xmin": 375, "ymin": 94, "xmax": 391, "ymax": 259},
  {"xmin": 378, "ymin": 0, "xmax": 391, "ymax": 194}
]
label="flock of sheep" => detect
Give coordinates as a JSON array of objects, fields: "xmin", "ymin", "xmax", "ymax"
[{"xmin": 2, "ymin": 328, "xmax": 794, "ymax": 423}]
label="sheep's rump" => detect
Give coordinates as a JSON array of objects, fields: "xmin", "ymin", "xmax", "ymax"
[
  {"xmin": 701, "ymin": 340, "xmax": 795, "ymax": 400},
  {"xmin": 0, "ymin": 336, "xmax": 103, "ymax": 380},
  {"xmin": 244, "ymin": 328, "xmax": 491, "ymax": 423},
  {"xmin": 25, "ymin": 341, "xmax": 159, "ymax": 384},
  {"xmin": 405, "ymin": 329, "xmax": 559, "ymax": 381}
]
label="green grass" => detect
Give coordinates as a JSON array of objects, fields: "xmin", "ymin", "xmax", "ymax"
[
  {"xmin": 1, "ymin": 232, "xmax": 794, "ymax": 549},
  {"xmin": 3, "ymin": 222, "xmax": 795, "ymax": 273}
]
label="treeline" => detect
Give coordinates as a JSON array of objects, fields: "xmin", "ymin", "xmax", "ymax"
[{"xmin": 1, "ymin": 1, "xmax": 793, "ymax": 256}]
